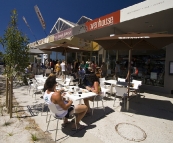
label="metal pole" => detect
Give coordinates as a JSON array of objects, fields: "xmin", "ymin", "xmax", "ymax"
[{"xmin": 126, "ymin": 49, "xmax": 132, "ymax": 111}]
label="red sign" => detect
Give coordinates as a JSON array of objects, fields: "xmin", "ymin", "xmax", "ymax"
[{"xmin": 85, "ymin": 11, "xmax": 120, "ymax": 31}]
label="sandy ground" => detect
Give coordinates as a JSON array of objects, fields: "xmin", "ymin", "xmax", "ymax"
[{"xmin": 0, "ymin": 75, "xmax": 54, "ymax": 143}]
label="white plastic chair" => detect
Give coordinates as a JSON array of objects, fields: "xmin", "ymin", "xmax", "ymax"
[
  {"xmin": 118, "ymin": 77, "xmax": 126, "ymax": 82},
  {"xmin": 92, "ymin": 93, "xmax": 105, "ymax": 115},
  {"xmin": 46, "ymin": 104, "xmax": 77, "ymax": 141},
  {"xmin": 35, "ymin": 75, "xmax": 45, "ymax": 85},
  {"xmin": 26, "ymin": 78, "xmax": 33, "ymax": 95},
  {"xmin": 68, "ymin": 76, "xmax": 77, "ymax": 85},
  {"xmin": 30, "ymin": 79, "xmax": 44, "ymax": 99},
  {"xmin": 63, "ymin": 77, "xmax": 71, "ymax": 86},
  {"xmin": 99, "ymin": 78, "xmax": 111, "ymax": 96},
  {"xmin": 131, "ymin": 80, "xmax": 142, "ymax": 95},
  {"xmin": 35, "ymin": 75, "xmax": 44, "ymax": 79},
  {"xmin": 113, "ymin": 85, "xmax": 128, "ymax": 107}
]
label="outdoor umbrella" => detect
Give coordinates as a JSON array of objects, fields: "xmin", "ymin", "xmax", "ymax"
[
  {"xmin": 40, "ymin": 42, "xmax": 86, "ymax": 62},
  {"xmin": 28, "ymin": 47, "xmax": 52, "ymax": 55},
  {"xmin": 94, "ymin": 33, "xmax": 173, "ymax": 110}
]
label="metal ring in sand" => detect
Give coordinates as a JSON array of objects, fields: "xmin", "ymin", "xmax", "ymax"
[{"xmin": 115, "ymin": 123, "xmax": 147, "ymax": 142}]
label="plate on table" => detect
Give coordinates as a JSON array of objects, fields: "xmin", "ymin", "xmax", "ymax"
[
  {"xmin": 68, "ymin": 92, "xmax": 74, "ymax": 95},
  {"xmin": 82, "ymin": 89, "xmax": 89, "ymax": 93}
]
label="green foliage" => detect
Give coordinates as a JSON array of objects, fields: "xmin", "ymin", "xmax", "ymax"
[
  {"xmin": 0, "ymin": 9, "xmax": 29, "ymax": 78},
  {"xmin": 31, "ymin": 133, "xmax": 38, "ymax": 141}
]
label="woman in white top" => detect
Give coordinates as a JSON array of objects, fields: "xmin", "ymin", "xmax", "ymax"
[
  {"xmin": 43, "ymin": 75, "xmax": 87, "ymax": 130},
  {"xmin": 60, "ymin": 60, "xmax": 66, "ymax": 80}
]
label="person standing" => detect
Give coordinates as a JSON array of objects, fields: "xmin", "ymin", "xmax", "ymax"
[
  {"xmin": 45, "ymin": 59, "xmax": 49, "ymax": 69},
  {"xmin": 100, "ymin": 62, "xmax": 107, "ymax": 78},
  {"xmin": 115, "ymin": 61, "xmax": 120, "ymax": 80},
  {"xmin": 33, "ymin": 61, "xmax": 38, "ymax": 75},
  {"xmin": 66, "ymin": 63, "xmax": 72, "ymax": 76},
  {"xmin": 91, "ymin": 61, "xmax": 96, "ymax": 73},
  {"xmin": 78, "ymin": 67, "xmax": 85, "ymax": 85},
  {"xmin": 60, "ymin": 60, "xmax": 66, "ymax": 80},
  {"xmin": 55, "ymin": 61, "xmax": 61, "ymax": 78}
]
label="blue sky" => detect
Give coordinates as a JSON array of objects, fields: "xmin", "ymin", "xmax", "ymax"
[{"xmin": 0, "ymin": 0, "xmax": 144, "ymax": 55}]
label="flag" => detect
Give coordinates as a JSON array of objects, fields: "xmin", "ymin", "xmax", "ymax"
[
  {"xmin": 34, "ymin": 5, "xmax": 46, "ymax": 29},
  {"xmin": 22, "ymin": 16, "xmax": 30, "ymax": 28}
]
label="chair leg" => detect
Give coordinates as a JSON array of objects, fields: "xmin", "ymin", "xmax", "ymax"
[
  {"xmin": 55, "ymin": 119, "xmax": 59, "ymax": 141},
  {"xmin": 113, "ymin": 94, "xmax": 116, "ymax": 107},
  {"xmin": 75, "ymin": 116, "xmax": 77, "ymax": 130},
  {"xmin": 46, "ymin": 107, "xmax": 49, "ymax": 123},
  {"xmin": 101, "ymin": 99, "xmax": 105, "ymax": 114},
  {"xmin": 92, "ymin": 101, "xmax": 95, "ymax": 116},
  {"xmin": 41, "ymin": 103, "xmax": 47, "ymax": 116},
  {"xmin": 123, "ymin": 97, "xmax": 126, "ymax": 109},
  {"xmin": 46, "ymin": 115, "xmax": 51, "ymax": 132}
]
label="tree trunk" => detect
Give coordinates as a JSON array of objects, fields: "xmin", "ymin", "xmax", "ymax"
[
  {"xmin": 10, "ymin": 76, "xmax": 13, "ymax": 118},
  {"xmin": 6, "ymin": 77, "xmax": 9, "ymax": 108},
  {"xmin": 8, "ymin": 78, "xmax": 10, "ymax": 114}
]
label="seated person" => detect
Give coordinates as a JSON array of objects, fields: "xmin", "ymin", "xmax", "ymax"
[
  {"xmin": 43, "ymin": 75, "xmax": 87, "ymax": 130},
  {"xmin": 83, "ymin": 74, "xmax": 101, "ymax": 114},
  {"xmin": 85, "ymin": 67, "xmax": 91, "ymax": 74}
]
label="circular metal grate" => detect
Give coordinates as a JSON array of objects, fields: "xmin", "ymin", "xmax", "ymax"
[{"xmin": 115, "ymin": 123, "xmax": 147, "ymax": 142}]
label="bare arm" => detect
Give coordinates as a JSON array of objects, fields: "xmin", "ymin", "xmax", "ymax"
[
  {"xmin": 51, "ymin": 92, "xmax": 73, "ymax": 110},
  {"xmin": 86, "ymin": 81, "xmax": 99, "ymax": 94}
]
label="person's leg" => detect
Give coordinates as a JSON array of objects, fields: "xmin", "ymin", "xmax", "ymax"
[
  {"xmin": 57, "ymin": 71, "xmax": 60, "ymax": 78},
  {"xmin": 83, "ymin": 97, "xmax": 94, "ymax": 113},
  {"xmin": 71, "ymin": 104, "xmax": 87, "ymax": 129},
  {"xmin": 83, "ymin": 98, "xmax": 90, "ymax": 111}
]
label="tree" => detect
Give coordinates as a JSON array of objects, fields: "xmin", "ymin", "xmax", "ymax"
[{"xmin": 0, "ymin": 9, "xmax": 29, "ymax": 118}]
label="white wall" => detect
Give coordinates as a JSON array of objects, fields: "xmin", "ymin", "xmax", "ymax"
[{"xmin": 120, "ymin": 0, "xmax": 173, "ymax": 22}]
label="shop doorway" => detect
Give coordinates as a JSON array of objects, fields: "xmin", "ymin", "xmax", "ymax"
[
  {"xmin": 99, "ymin": 54, "xmax": 102, "ymax": 66},
  {"xmin": 80, "ymin": 55, "xmax": 89, "ymax": 62},
  {"xmin": 91, "ymin": 56, "xmax": 97, "ymax": 65}
]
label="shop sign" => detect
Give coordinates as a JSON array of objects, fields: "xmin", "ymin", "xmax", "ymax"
[
  {"xmin": 37, "ymin": 38, "xmax": 48, "ymax": 45},
  {"xmin": 85, "ymin": 11, "xmax": 120, "ymax": 31},
  {"xmin": 54, "ymin": 28, "xmax": 72, "ymax": 41},
  {"xmin": 118, "ymin": 36, "xmax": 149, "ymax": 39},
  {"xmin": 28, "ymin": 42, "xmax": 37, "ymax": 47}
]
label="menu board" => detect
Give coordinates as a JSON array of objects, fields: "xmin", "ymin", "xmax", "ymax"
[{"xmin": 169, "ymin": 61, "xmax": 173, "ymax": 75}]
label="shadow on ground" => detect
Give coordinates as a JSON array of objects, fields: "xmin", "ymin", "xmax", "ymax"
[
  {"xmin": 82, "ymin": 107, "xmax": 115, "ymax": 125},
  {"xmin": 123, "ymin": 95, "xmax": 173, "ymax": 121}
]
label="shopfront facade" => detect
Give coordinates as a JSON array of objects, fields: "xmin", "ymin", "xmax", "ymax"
[{"xmin": 73, "ymin": 0, "xmax": 173, "ymax": 94}]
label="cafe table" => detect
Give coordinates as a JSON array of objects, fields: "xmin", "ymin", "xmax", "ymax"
[{"xmin": 63, "ymin": 86, "xmax": 97, "ymax": 104}]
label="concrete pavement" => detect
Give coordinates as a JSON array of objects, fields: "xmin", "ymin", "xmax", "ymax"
[
  {"xmin": 11, "ymin": 78, "xmax": 173, "ymax": 143},
  {"xmin": 0, "ymin": 64, "xmax": 172, "ymax": 143}
]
